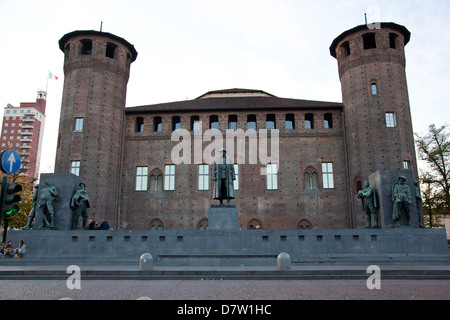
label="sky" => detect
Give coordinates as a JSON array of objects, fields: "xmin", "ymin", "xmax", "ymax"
[{"xmin": 0, "ymin": 0, "xmax": 449, "ymax": 174}]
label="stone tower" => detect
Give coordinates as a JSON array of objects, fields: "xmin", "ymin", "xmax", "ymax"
[
  {"xmin": 330, "ymin": 22, "xmax": 418, "ymax": 226},
  {"xmin": 55, "ymin": 30, "xmax": 137, "ymax": 227}
]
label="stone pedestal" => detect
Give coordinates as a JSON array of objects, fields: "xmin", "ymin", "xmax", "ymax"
[
  {"xmin": 369, "ymin": 170, "xmax": 419, "ymax": 228},
  {"xmin": 208, "ymin": 205, "xmax": 240, "ymax": 230},
  {"xmin": 33, "ymin": 173, "xmax": 85, "ymax": 230}
]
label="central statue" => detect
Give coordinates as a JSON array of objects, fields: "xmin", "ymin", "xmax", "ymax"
[{"xmin": 212, "ymin": 148, "xmax": 236, "ymax": 205}]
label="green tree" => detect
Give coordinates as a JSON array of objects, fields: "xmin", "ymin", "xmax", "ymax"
[{"xmin": 415, "ymin": 124, "xmax": 450, "ymax": 227}]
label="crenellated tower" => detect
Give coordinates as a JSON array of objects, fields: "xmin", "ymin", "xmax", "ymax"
[
  {"xmin": 330, "ymin": 22, "xmax": 418, "ymax": 226},
  {"xmin": 55, "ymin": 30, "xmax": 137, "ymax": 227}
]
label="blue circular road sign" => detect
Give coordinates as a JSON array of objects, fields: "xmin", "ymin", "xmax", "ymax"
[{"xmin": 0, "ymin": 150, "xmax": 21, "ymax": 174}]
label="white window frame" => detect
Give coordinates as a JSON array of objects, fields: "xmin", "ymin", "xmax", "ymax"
[
  {"xmin": 322, "ymin": 162, "xmax": 334, "ymax": 189},
  {"xmin": 198, "ymin": 164, "xmax": 209, "ymax": 191},
  {"xmin": 266, "ymin": 163, "xmax": 278, "ymax": 190},
  {"xmin": 135, "ymin": 166, "xmax": 148, "ymax": 191},
  {"xmin": 164, "ymin": 165, "xmax": 175, "ymax": 191},
  {"xmin": 70, "ymin": 161, "xmax": 81, "ymax": 176},
  {"xmin": 385, "ymin": 112, "xmax": 396, "ymax": 128}
]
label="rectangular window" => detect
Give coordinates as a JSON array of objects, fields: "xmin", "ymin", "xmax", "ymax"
[
  {"xmin": 266, "ymin": 163, "xmax": 278, "ymax": 190},
  {"xmin": 324, "ymin": 113, "xmax": 333, "ymax": 129},
  {"xmin": 285, "ymin": 114, "xmax": 295, "ymax": 130},
  {"xmin": 70, "ymin": 161, "xmax": 80, "ymax": 176},
  {"xmin": 322, "ymin": 162, "xmax": 334, "ymax": 189},
  {"xmin": 266, "ymin": 114, "xmax": 276, "ymax": 130},
  {"xmin": 172, "ymin": 116, "xmax": 181, "ymax": 131},
  {"xmin": 371, "ymin": 83, "xmax": 378, "ymax": 95},
  {"xmin": 164, "ymin": 165, "xmax": 175, "ymax": 190},
  {"xmin": 403, "ymin": 160, "xmax": 411, "ymax": 169},
  {"xmin": 191, "ymin": 116, "xmax": 200, "ymax": 132},
  {"xmin": 135, "ymin": 167, "xmax": 148, "ymax": 191},
  {"xmin": 228, "ymin": 115, "xmax": 238, "ymax": 130},
  {"xmin": 74, "ymin": 118, "xmax": 84, "ymax": 131},
  {"xmin": 198, "ymin": 164, "xmax": 209, "ymax": 191},
  {"xmin": 154, "ymin": 116, "xmax": 162, "ymax": 132},
  {"xmin": 385, "ymin": 112, "xmax": 396, "ymax": 127},
  {"xmin": 233, "ymin": 164, "xmax": 239, "ymax": 190},
  {"xmin": 247, "ymin": 115, "xmax": 257, "ymax": 130},
  {"xmin": 305, "ymin": 113, "xmax": 314, "ymax": 129}
]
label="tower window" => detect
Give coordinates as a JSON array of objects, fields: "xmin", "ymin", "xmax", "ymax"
[
  {"xmin": 70, "ymin": 161, "xmax": 80, "ymax": 176},
  {"xmin": 385, "ymin": 112, "xmax": 396, "ymax": 127},
  {"xmin": 340, "ymin": 41, "xmax": 351, "ymax": 57},
  {"xmin": 371, "ymin": 83, "xmax": 378, "ymax": 95},
  {"xmin": 74, "ymin": 118, "xmax": 84, "ymax": 131},
  {"xmin": 324, "ymin": 113, "xmax": 333, "ymax": 129},
  {"xmin": 106, "ymin": 42, "xmax": 118, "ymax": 59},
  {"xmin": 363, "ymin": 33, "xmax": 376, "ymax": 50},
  {"xmin": 80, "ymin": 39, "xmax": 92, "ymax": 55},
  {"xmin": 389, "ymin": 33, "xmax": 399, "ymax": 49}
]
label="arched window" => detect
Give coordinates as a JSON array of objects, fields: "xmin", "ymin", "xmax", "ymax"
[
  {"xmin": 149, "ymin": 218, "xmax": 164, "ymax": 230},
  {"xmin": 197, "ymin": 218, "xmax": 208, "ymax": 230},
  {"xmin": 149, "ymin": 169, "xmax": 163, "ymax": 191},
  {"xmin": 297, "ymin": 218, "xmax": 312, "ymax": 229},
  {"xmin": 248, "ymin": 219, "xmax": 263, "ymax": 230},
  {"xmin": 304, "ymin": 167, "xmax": 318, "ymax": 190}
]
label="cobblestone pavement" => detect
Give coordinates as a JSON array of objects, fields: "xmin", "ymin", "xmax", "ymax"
[{"xmin": 1, "ymin": 279, "xmax": 449, "ymax": 300}]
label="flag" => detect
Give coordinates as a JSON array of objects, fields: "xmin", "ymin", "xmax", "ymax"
[{"xmin": 48, "ymin": 72, "xmax": 58, "ymax": 80}]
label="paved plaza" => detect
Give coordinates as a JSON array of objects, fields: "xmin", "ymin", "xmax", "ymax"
[{"xmin": 1, "ymin": 279, "xmax": 449, "ymax": 300}]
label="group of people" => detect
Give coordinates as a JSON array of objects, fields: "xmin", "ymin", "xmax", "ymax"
[
  {"xmin": 88, "ymin": 219, "xmax": 110, "ymax": 230},
  {"xmin": 1, "ymin": 240, "xmax": 26, "ymax": 258}
]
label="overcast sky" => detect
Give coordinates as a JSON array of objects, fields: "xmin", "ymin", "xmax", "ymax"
[{"xmin": 1, "ymin": 0, "xmax": 449, "ymax": 173}]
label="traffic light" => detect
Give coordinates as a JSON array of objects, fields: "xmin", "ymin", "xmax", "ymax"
[{"xmin": 0, "ymin": 177, "xmax": 22, "ymax": 219}]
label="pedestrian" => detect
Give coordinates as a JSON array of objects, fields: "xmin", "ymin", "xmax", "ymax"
[
  {"xmin": 14, "ymin": 240, "xmax": 26, "ymax": 258},
  {"xmin": 2, "ymin": 241, "xmax": 14, "ymax": 258}
]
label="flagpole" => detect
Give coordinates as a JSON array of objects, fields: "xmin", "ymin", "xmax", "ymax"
[{"xmin": 46, "ymin": 71, "xmax": 49, "ymax": 94}]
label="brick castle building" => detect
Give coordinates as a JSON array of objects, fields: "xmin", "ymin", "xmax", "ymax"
[
  {"xmin": 54, "ymin": 22, "xmax": 418, "ymax": 230},
  {"xmin": 1, "ymin": 91, "xmax": 47, "ymax": 180}
]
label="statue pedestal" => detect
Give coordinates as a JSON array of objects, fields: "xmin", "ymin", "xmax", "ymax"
[
  {"xmin": 33, "ymin": 173, "xmax": 85, "ymax": 230},
  {"xmin": 369, "ymin": 170, "xmax": 419, "ymax": 228},
  {"xmin": 208, "ymin": 205, "xmax": 240, "ymax": 230}
]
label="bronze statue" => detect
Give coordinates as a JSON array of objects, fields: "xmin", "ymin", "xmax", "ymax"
[
  {"xmin": 357, "ymin": 181, "xmax": 379, "ymax": 228},
  {"xmin": 71, "ymin": 182, "xmax": 90, "ymax": 229},
  {"xmin": 392, "ymin": 175, "xmax": 412, "ymax": 227},
  {"xmin": 39, "ymin": 180, "xmax": 59, "ymax": 229},
  {"xmin": 212, "ymin": 148, "xmax": 236, "ymax": 205},
  {"xmin": 22, "ymin": 184, "xmax": 39, "ymax": 230},
  {"xmin": 414, "ymin": 180, "xmax": 425, "ymax": 228}
]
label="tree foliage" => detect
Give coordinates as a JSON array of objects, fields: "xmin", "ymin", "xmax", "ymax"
[{"xmin": 415, "ymin": 124, "xmax": 450, "ymax": 227}]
